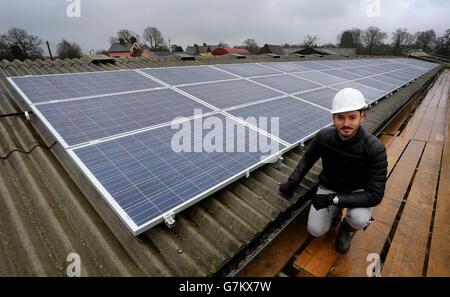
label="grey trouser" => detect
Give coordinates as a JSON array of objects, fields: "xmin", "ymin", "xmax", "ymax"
[{"xmin": 307, "ymin": 185, "xmax": 373, "ymax": 237}]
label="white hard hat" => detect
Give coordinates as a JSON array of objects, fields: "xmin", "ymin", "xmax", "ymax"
[{"xmin": 331, "ymin": 88, "xmax": 367, "ymax": 114}]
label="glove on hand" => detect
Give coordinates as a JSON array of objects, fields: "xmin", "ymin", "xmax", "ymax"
[
  {"xmin": 279, "ymin": 181, "xmax": 295, "ymax": 197},
  {"xmin": 312, "ymin": 193, "xmax": 336, "ymax": 210}
]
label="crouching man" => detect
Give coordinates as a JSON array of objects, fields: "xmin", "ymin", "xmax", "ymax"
[{"xmin": 279, "ymin": 88, "xmax": 388, "ymax": 253}]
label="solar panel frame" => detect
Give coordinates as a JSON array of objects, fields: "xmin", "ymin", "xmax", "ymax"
[
  {"xmin": 213, "ymin": 63, "xmax": 282, "ymax": 77},
  {"xmin": 226, "ymin": 96, "xmax": 333, "ymax": 145},
  {"xmin": 9, "ymin": 70, "xmax": 164, "ymax": 104},
  {"xmin": 178, "ymin": 79, "xmax": 283, "ymax": 109},
  {"xmin": 140, "ymin": 65, "xmax": 238, "ymax": 86},
  {"xmin": 250, "ymin": 74, "xmax": 322, "ymax": 94},
  {"xmin": 68, "ymin": 113, "xmax": 287, "ymax": 235},
  {"xmin": 7, "ymin": 57, "xmax": 438, "ymax": 236},
  {"xmin": 34, "ymin": 88, "xmax": 216, "ymax": 147}
]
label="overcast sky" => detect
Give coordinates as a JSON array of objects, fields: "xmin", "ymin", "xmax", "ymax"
[{"xmin": 1, "ymin": 0, "xmax": 449, "ymax": 55}]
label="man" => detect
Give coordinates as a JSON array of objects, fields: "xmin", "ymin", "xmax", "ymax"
[{"xmin": 279, "ymin": 88, "xmax": 387, "ymax": 254}]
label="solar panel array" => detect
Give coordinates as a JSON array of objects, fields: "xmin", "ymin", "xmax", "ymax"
[{"xmin": 8, "ymin": 58, "xmax": 438, "ymax": 235}]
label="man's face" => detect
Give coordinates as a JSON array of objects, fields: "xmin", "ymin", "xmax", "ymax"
[{"xmin": 332, "ymin": 110, "xmax": 365, "ymax": 140}]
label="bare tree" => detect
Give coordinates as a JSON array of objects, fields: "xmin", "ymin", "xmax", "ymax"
[
  {"xmin": 110, "ymin": 29, "xmax": 140, "ymax": 44},
  {"xmin": 435, "ymin": 29, "xmax": 450, "ymax": 57},
  {"xmin": 414, "ymin": 29, "xmax": 437, "ymax": 52},
  {"xmin": 0, "ymin": 27, "xmax": 43, "ymax": 60},
  {"xmin": 218, "ymin": 41, "xmax": 229, "ymax": 48},
  {"xmin": 391, "ymin": 28, "xmax": 414, "ymax": 55},
  {"xmin": 337, "ymin": 28, "xmax": 362, "ymax": 48},
  {"xmin": 57, "ymin": 39, "xmax": 82, "ymax": 59},
  {"xmin": 143, "ymin": 27, "xmax": 165, "ymax": 49},
  {"xmin": 242, "ymin": 38, "xmax": 259, "ymax": 54},
  {"xmin": 361, "ymin": 26, "xmax": 387, "ymax": 54},
  {"xmin": 303, "ymin": 35, "xmax": 319, "ymax": 47}
]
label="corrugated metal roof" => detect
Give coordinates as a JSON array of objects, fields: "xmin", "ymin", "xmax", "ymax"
[{"xmin": 0, "ymin": 54, "xmax": 440, "ymax": 276}]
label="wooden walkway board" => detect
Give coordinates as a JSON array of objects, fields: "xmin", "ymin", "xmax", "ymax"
[
  {"xmin": 293, "ymin": 221, "xmax": 340, "ymax": 277},
  {"xmin": 236, "ymin": 210, "xmax": 310, "ymax": 277},
  {"xmin": 381, "ymin": 142, "xmax": 443, "ymax": 276},
  {"xmin": 426, "ymin": 92, "xmax": 450, "ymax": 276},
  {"xmin": 330, "ymin": 140, "xmax": 426, "ymax": 276}
]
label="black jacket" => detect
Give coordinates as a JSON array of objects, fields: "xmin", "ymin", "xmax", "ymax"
[{"xmin": 288, "ymin": 126, "xmax": 387, "ymax": 208}]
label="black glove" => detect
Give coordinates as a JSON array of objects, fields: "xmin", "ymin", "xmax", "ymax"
[
  {"xmin": 279, "ymin": 181, "xmax": 295, "ymax": 197},
  {"xmin": 312, "ymin": 193, "xmax": 336, "ymax": 210}
]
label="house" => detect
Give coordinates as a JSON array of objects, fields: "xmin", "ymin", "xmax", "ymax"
[
  {"xmin": 212, "ymin": 48, "xmax": 249, "ymax": 55},
  {"xmin": 288, "ymin": 47, "xmax": 356, "ymax": 56},
  {"xmin": 260, "ymin": 44, "xmax": 285, "ymax": 56},
  {"xmin": 185, "ymin": 43, "xmax": 220, "ymax": 56},
  {"xmin": 108, "ymin": 38, "xmax": 152, "ymax": 58}
]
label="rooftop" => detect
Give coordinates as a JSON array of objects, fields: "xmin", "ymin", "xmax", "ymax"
[{"xmin": 0, "ymin": 54, "xmax": 442, "ymax": 276}]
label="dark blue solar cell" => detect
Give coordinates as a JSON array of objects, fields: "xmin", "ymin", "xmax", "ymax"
[
  {"xmin": 179, "ymin": 79, "xmax": 282, "ymax": 109},
  {"xmin": 330, "ymin": 81, "xmax": 387, "ymax": 103},
  {"xmin": 295, "ymin": 88, "xmax": 338, "ymax": 110},
  {"xmin": 292, "ymin": 61, "xmax": 332, "ymax": 70},
  {"xmin": 10, "ymin": 70, "xmax": 163, "ymax": 103},
  {"xmin": 292, "ymin": 71, "xmax": 347, "ymax": 85},
  {"xmin": 370, "ymin": 74, "xmax": 404, "ymax": 86},
  {"xmin": 227, "ymin": 96, "xmax": 332, "ymax": 144},
  {"xmin": 214, "ymin": 63, "xmax": 282, "ymax": 77},
  {"xmin": 322, "ymin": 69, "xmax": 363, "ymax": 80},
  {"xmin": 355, "ymin": 78, "xmax": 398, "ymax": 92},
  {"xmin": 259, "ymin": 62, "xmax": 312, "ymax": 73},
  {"xmin": 251, "ymin": 75, "xmax": 321, "ymax": 94},
  {"xmin": 73, "ymin": 114, "xmax": 285, "ymax": 234},
  {"xmin": 141, "ymin": 66, "xmax": 236, "ymax": 85},
  {"xmin": 36, "ymin": 89, "xmax": 213, "ymax": 146}
]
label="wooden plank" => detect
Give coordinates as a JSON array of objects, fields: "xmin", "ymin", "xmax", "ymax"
[
  {"xmin": 386, "ymin": 74, "xmax": 445, "ymax": 175},
  {"xmin": 382, "ymin": 142, "xmax": 443, "ymax": 276},
  {"xmin": 330, "ymin": 140, "xmax": 425, "ymax": 276},
  {"xmin": 427, "ymin": 89, "xmax": 450, "ymax": 276},
  {"xmin": 236, "ymin": 209, "xmax": 310, "ymax": 277},
  {"xmin": 292, "ymin": 223, "xmax": 340, "ymax": 277}
]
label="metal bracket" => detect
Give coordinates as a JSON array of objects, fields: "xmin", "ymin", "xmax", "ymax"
[
  {"xmin": 299, "ymin": 142, "xmax": 305, "ymax": 148},
  {"xmin": 163, "ymin": 212, "xmax": 176, "ymax": 229},
  {"xmin": 24, "ymin": 111, "xmax": 30, "ymax": 120},
  {"xmin": 270, "ymin": 156, "xmax": 285, "ymax": 169}
]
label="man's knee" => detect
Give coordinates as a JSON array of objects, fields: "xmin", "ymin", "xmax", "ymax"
[
  {"xmin": 346, "ymin": 208, "xmax": 373, "ymax": 230},
  {"xmin": 307, "ymin": 222, "xmax": 330, "ymax": 237}
]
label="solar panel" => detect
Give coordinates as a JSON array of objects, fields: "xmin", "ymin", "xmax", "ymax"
[
  {"xmin": 71, "ymin": 114, "xmax": 285, "ymax": 234},
  {"xmin": 214, "ymin": 63, "xmax": 281, "ymax": 77},
  {"xmin": 10, "ymin": 70, "xmax": 163, "ymax": 104},
  {"xmin": 259, "ymin": 62, "xmax": 312, "ymax": 73},
  {"xmin": 293, "ymin": 61, "xmax": 332, "ymax": 70},
  {"xmin": 355, "ymin": 78, "xmax": 398, "ymax": 93},
  {"xmin": 292, "ymin": 71, "xmax": 347, "ymax": 85},
  {"xmin": 330, "ymin": 81, "xmax": 386, "ymax": 103},
  {"xmin": 141, "ymin": 66, "xmax": 236, "ymax": 85},
  {"xmin": 179, "ymin": 79, "xmax": 282, "ymax": 109},
  {"xmin": 322, "ymin": 69, "xmax": 363, "ymax": 80},
  {"xmin": 7, "ymin": 57, "xmax": 437, "ymax": 235},
  {"xmin": 227, "ymin": 97, "xmax": 332, "ymax": 144},
  {"xmin": 35, "ymin": 89, "xmax": 214, "ymax": 147},
  {"xmin": 250, "ymin": 74, "xmax": 321, "ymax": 94},
  {"xmin": 295, "ymin": 87, "xmax": 338, "ymax": 110},
  {"xmin": 370, "ymin": 74, "xmax": 405, "ymax": 87}
]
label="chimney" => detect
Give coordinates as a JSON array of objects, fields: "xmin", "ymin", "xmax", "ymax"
[
  {"xmin": 119, "ymin": 37, "xmax": 125, "ymax": 44},
  {"xmin": 203, "ymin": 42, "xmax": 207, "ymax": 47},
  {"xmin": 130, "ymin": 36, "xmax": 137, "ymax": 44},
  {"xmin": 194, "ymin": 44, "xmax": 199, "ymax": 54}
]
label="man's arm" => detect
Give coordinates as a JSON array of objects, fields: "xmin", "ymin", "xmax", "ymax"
[
  {"xmin": 279, "ymin": 133, "xmax": 321, "ymax": 196},
  {"xmin": 335, "ymin": 140, "xmax": 387, "ymax": 208}
]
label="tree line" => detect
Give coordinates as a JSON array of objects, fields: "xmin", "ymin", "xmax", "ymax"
[{"xmin": 1, "ymin": 26, "xmax": 449, "ymax": 61}]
